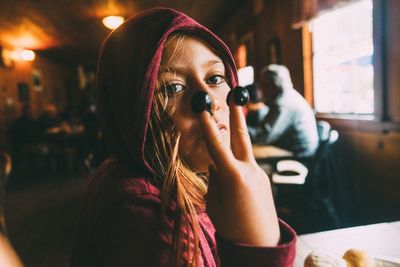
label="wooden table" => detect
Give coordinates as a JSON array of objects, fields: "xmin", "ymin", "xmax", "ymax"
[
  {"xmin": 252, "ymin": 145, "xmax": 294, "ymax": 177},
  {"xmin": 294, "ymin": 221, "xmax": 400, "ymax": 267},
  {"xmin": 252, "ymin": 145, "xmax": 293, "ymax": 160}
]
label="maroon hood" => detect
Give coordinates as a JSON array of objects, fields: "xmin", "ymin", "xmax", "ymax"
[{"xmin": 97, "ymin": 8, "xmax": 238, "ymax": 175}]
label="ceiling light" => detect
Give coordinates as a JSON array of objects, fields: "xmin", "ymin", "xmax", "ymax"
[
  {"xmin": 10, "ymin": 49, "xmax": 36, "ymax": 61},
  {"xmin": 102, "ymin": 16, "xmax": 125, "ymax": 30}
]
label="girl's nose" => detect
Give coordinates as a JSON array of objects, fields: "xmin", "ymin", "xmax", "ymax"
[
  {"xmin": 209, "ymin": 91, "xmax": 221, "ymax": 112},
  {"xmin": 191, "ymin": 79, "xmax": 224, "ymax": 114}
]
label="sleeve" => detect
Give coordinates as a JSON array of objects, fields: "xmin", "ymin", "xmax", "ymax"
[
  {"xmin": 93, "ymin": 197, "xmax": 172, "ymax": 267},
  {"xmin": 216, "ymin": 219, "xmax": 297, "ymax": 267},
  {"xmin": 248, "ymin": 105, "xmax": 293, "ymax": 145}
]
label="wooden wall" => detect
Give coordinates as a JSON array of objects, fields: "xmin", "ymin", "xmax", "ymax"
[
  {"xmin": 322, "ymin": 119, "xmax": 400, "ymax": 223},
  {"xmin": 219, "ymin": 0, "xmax": 400, "ymax": 223},
  {"xmin": 218, "ymin": 0, "xmax": 304, "ymax": 95},
  {"xmin": 386, "ymin": 0, "xmax": 400, "ymax": 123},
  {"xmin": 0, "ymin": 42, "xmax": 77, "ymax": 150},
  {"xmin": 327, "ymin": 0, "xmax": 400, "ymax": 222}
]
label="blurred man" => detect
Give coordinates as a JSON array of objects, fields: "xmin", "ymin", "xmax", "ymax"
[
  {"xmin": 248, "ymin": 64, "xmax": 319, "ymax": 157},
  {"xmin": 245, "ymin": 83, "xmax": 269, "ymax": 128}
]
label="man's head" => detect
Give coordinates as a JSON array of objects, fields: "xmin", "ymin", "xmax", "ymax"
[
  {"xmin": 43, "ymin": 104, "xmax": 57, "ymax": 118},
  {"xmin": 259, "ymin": 64, "xmax": 293, "ymax": 103}
]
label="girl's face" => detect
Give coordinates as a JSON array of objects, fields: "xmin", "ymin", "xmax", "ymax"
[{"xmin": 158, "ymin": 36, "xmax": 231, "ymax": 173}]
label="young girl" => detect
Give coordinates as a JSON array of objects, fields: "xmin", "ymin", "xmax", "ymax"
[{"xmin": 71, "ymin": 8, "xmax": 296, "ymax": 267}]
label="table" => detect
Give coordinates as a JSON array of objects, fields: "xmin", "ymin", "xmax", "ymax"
[
  {"xmin": 294, "ymin": 222, "xmax": 400, "ymax": 267},
  {"xmin": 252, "ymin": 145, "xmax": 293, "ymax": 160},
  {"xmin": 252, "ymin": 145, "xmax": 294, "ymax": 177}
]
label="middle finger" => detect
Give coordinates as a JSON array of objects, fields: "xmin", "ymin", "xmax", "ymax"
[{"xmin": 228, "ymin": 89, "xmax": 255, "ymax": 162}]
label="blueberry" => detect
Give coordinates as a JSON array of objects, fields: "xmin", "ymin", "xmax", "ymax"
[
  {"xmin": 191, "ymin": 91, "xmax": 212, "ymax": 114},
  {"xmin": 226, "ymin": 86, "xmax": 249, "ymax": 106}
]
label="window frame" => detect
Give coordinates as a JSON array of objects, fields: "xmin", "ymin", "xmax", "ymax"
[{"xmin": 303, "ymin": 0, "xmax": 386, "ymax": 122}]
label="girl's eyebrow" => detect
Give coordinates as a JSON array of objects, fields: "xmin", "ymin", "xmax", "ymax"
[
  {"xmin": 202, "ymin": 59, "xmax": 225, "ymax": 68},
  {"xmin": 159, "ymin": 60, "xmax": 224, "ymax": 75},
  {"xmin": 203, "ymin": 60, "xmax": 224, "ymax": 69},
  {"xmin": 158, "ymin": 66, "xmax": 182, "ymax": 75}
]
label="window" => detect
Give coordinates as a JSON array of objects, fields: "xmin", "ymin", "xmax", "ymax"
[
  {"xmin": 237, "ymin": 66, "xmax": 254, "ymax": 87},
  {"xmin": 310, "ymin": 0, "xmax": 374, "ymax": 114}
]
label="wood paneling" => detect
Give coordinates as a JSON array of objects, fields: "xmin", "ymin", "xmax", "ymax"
[
  {"xmin": 325, "ymin": 0, "xmax": 400, "ymax": 220},
  {"xmin": 387, "ymin": 0, "xmax": 400, "ymax": 122},
  {"xmin": 0, "ymin": 0, "xmax": 247, "ymax": 66},
  {"xmin": 218, "ymin": 0, "xmax": 305, "ymax": 95},
  {"xmin": 0, "ymin": 45, "xmax": 77, "ymax": 150},
  {"xmin": 219, "ymin": 0, "xmax": 400, "ymax": 222},
  {"xmin": 334, "ymin": 128, "xmax": 400, "ymax": 222}
]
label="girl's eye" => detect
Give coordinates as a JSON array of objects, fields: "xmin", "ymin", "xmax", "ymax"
[
  {"xmin": 206, "ymin": 75, "xmax": 225, "ymax": 85},
  {"xmin": 162, "ymin": 83, "xmax": 185, "ymax": 95}
]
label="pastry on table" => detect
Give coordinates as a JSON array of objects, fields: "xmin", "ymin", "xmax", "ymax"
[
  {"xmin": 343, "ymin": 249, "xmax": 374, "ymax": 267},
  {"xmin": 305, "ymin": 251, "xmax": 348, "ymax": 267}
]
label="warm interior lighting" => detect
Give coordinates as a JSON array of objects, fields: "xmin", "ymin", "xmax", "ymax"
[
  {"xmin": 236, "ymin": 44, "xmax": 247, "ymax": 68},
  {"xmin": 102, "ymin": 16, "xmax": 125, "ymax": 30},
  {"xmin": 1, "ymin": 19, "xmax": 59, "ymax": 49},
  {"xmin": 10, "ymin": 49, "xmax": 36, "ymax": 61}
]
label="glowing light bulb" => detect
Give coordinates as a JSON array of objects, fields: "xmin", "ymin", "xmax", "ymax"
[
  {"xmin": 10, "ymin": 49, "xmax": 36, "ymax": 61},
  {"xmin": 21, "ymin": 49, "xmax": 35, "ymax": 61},
  {"xmin": 102, "ymin": 16, "xmax": 125, "ymax": 30}
]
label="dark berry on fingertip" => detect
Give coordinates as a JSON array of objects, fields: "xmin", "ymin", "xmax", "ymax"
[
  {"xmin": 191, "ymin": 91, "xmax": 213, "ymax": 114},
  {"xmin": 233, "ymin": 86, "xmax": 249, "ymax": 106}
]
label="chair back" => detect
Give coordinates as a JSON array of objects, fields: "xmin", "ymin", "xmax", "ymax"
[
  {"xmin": 307, "ymin": 122, "xmax": 341, "ymax": 229},
  {"xmin": 317, "ymin": 120, "xmax": 331, "ymax": 143},
  {"xmin": 314, "ymin": 121, "xmax": 339, "ymax": 160},
  {"xmin": 329, "ymin": 129, "xmax": 339, "ymax": 145},
  {"xmin": 0, "ymin": 152, "xmax": 12, "ymax": 235}
]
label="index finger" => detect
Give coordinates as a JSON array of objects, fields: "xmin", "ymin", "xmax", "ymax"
[{"xmin": 197, "ymin": 111, "xmax": 236, "ymax": 169}]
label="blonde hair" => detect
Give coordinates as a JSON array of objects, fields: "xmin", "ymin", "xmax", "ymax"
[{"xmin": 144, "ymin": 33, "xmax": 208, "ymax": 266}]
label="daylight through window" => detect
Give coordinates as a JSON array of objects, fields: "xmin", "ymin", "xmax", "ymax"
[{"xmin": 311, "ymin": 0, "xmax": 374, "ymax": 114}]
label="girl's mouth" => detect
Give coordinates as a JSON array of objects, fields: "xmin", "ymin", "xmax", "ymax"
[
  {"xmin": 216, "ymin": 122, "xmax": 228, "ymax": 134},
  {"xmin": 195, "ymin": 121, "xmax": 228, "ymax": 140}
]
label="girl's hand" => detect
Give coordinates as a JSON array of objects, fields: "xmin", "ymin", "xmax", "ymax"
[{"xmin": 198, "ymin": 92, "xmax": 280, "ymax": 246}]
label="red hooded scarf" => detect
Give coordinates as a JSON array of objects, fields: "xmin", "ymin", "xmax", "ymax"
[{"xmin": 72, "ymin": 8, "xmax": 296, "ymax": 267}]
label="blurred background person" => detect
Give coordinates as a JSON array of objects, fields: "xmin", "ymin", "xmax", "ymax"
[
  {"xmin": 248, "ymin": 64, "xmax": 318, "ymax": 158},
  {"xmin": 9, "ymin": 104, "xmax": 39, "ymax": 158},
  {"xmin": 37, "ymin": 104, "xmax": 64, "ymax": 135},
  {"xmin": 245, "ymin": 83, "xmax": 269, "ymax": 128},
  {"xmin": 79, "ymin": 71, "xmax": 97, "ymax": 116}
]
